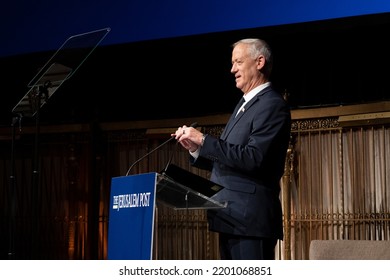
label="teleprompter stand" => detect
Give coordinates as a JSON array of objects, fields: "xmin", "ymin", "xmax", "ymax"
[
  {"xmin": 8, "ymin": 28, "xmax": 110, "ymax": 259},
  {"xmin": 12, "ymin": 27, "xmax": 111, "ymax": 117}
]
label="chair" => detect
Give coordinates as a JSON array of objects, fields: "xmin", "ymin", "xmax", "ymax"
[{"xmin": 309, "ymin": 240, "xmax": 390, "ymax": 260}]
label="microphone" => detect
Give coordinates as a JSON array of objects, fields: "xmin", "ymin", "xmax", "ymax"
[{"xmin": 125, "ymin": 122, "xmax": 198, "ymax": 176}]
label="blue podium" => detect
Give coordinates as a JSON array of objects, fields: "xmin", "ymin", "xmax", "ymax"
[
  {"xmin": 108, "ymin": 173, "xmax": 157, "ymax": 260},
  {"xmin": 107, "ymin": 165, "xmax": 226, "ymax": 260}
]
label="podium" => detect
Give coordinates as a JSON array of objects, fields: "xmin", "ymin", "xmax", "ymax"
[{"xmin": 107, "ymin": 164, "xmax": 226, "ymax": 260}]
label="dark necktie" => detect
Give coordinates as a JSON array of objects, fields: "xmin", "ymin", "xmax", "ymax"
[{"xmin": 234, "ymin": 97, "xmax": 245, "ymax": 117}]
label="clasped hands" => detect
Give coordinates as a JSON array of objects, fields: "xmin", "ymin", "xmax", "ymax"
[{"xmin": 172, "ymin": 125, "xmax": 203, "ymax": 153}]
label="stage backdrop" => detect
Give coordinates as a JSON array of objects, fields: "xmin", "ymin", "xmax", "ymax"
[{"xmin": 1, "ymin": 0, "xmax": 390, "ymax": 57}]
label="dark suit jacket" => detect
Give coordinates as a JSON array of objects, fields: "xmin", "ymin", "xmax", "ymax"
[{"xmin": 191, "ymin": 86, "xmax": 291, "ymax": 240}]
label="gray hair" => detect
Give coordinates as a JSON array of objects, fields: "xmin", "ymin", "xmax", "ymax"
[{"xmin": 232, "ymin": 38, "xmax": 273, "ymax": 77}]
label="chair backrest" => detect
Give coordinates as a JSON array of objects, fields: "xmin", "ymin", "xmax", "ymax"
[{"xmin": 309, "ymin": 240, "xmax": 390, "ymax": 260}]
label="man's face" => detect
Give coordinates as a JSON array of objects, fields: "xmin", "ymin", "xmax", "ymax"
[{"xmin": 231, "ymin": 43, "xmax": 262, "ymax": 94}]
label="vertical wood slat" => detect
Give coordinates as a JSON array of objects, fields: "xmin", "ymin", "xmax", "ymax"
[{"xmin": 288, "ymin": 120, "xmax": 390, "ymax": 259}]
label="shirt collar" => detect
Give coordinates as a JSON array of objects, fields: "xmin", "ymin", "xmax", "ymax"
[{"xmin": 243, "ymin": 82, "xmax": 271, "ymax": 102}]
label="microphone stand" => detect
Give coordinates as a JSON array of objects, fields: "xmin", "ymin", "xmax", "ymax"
[
  {"xmin": 125, "ymin": 122, "xmax": 198, "ymax": 176},
  {"xmin": 125, "ymin": 136, "xmax": 175, "ymax": 176}
]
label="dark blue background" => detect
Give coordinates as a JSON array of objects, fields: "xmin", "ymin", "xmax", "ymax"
[{"xmin": 2, "ymin": 0, "xmax": 390, "ymax": 57}]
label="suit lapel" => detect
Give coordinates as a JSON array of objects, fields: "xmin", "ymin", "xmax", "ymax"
[
  {"xmin": 221, "ymin": 114, "xmax": 238, "ymax": 140},
  {"xmin": 221, "ymin": 88, "xmax": 270, "ymax": 140},
  {"xmin": 221, "ymin": 98, "xmax": 244, "ymax": 139}
]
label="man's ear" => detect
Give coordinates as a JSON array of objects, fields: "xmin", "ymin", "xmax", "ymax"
[{"xmin": 256, "ymin": 55, "xmax": 265, "ymax": 70}]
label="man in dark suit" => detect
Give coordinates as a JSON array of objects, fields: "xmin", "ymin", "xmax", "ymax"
[{"xmin": 173, "ymin": 38, "xmax": 291, "ymax": 260}]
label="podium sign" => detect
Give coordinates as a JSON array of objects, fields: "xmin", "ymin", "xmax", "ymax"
[
  {"xmin": 107, "ymin": 165, "xmax": 226, "ymax": 260},
  {"xmin": 108, "ymin": 173, "xmax": 157, "ymax": 260}
]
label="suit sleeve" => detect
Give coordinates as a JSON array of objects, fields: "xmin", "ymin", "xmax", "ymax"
[{"xmin": 196, "ymin": 96, "xmax": 290, "ymax": 176}]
